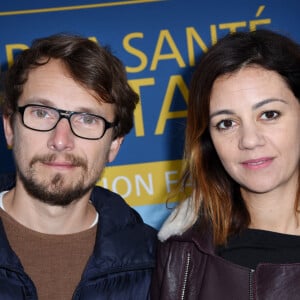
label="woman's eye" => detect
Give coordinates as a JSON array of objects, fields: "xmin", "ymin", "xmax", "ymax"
[
  {"xmin": 261, "ymin": 111, "xmax": 280, "ymax": 120},
  {"xmin": 216, "ymin": 119, "xmax": 236, "ymax": 130}
]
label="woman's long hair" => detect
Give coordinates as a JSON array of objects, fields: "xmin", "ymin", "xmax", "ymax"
[{"xmin": 179, "ymin": 29, "xmax": 300, "ymax": 245}]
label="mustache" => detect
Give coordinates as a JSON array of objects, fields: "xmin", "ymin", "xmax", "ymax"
[{"xmin": 30, "ymin": 154, "xmax": 88, "ymax": 171}]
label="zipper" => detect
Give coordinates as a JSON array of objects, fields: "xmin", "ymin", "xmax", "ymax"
[
  {"xmin": 181, "ymin": 252, "xmax": 191, "ymax": 300},
  {"xmin": 249, "ymin": 269, "xmax": 255, "ymax": 300}
]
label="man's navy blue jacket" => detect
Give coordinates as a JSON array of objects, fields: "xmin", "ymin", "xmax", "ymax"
[{"xmin": 0, "ymin": 176, "xmax": 157, "ymax": 299}]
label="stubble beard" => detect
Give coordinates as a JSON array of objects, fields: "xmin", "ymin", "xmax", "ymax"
[{"xmin": 16, "ymin": 153, "xmax": 100, "ymax": 207}]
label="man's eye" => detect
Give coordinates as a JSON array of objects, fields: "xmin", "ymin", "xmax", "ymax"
[
  {"xmin": 32, "ymin": 108, "xmax": 49, "ymax": 118},
  {"xmin": 216, "ymin": 119, "xmax": 235, "ymax": 130},
  {"xmin": 261, "ymin": 111, "xmax": 280, "ymax": 120},
  {"xmin": 80, "ymin": 114, "xmax": 98, "ymax": 125}
]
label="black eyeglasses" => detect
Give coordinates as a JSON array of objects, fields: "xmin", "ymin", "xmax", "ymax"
[{"xmin": 18, "ymin": 104, "xmax": 117, "ymax": 140}]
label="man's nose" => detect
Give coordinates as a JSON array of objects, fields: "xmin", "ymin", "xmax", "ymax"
[{"xmin": 47, "ymin": 118, "xmax": 75, "ymax": 151}]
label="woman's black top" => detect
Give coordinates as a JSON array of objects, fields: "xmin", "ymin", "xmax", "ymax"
[{"xmin": 217, "ymin": 228, "xmax": 300, "ymax": 269}]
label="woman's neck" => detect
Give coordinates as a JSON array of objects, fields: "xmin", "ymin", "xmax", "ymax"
[{"xmin": 242, "ymin": 184, "xmax": 300, "ymax": 235}]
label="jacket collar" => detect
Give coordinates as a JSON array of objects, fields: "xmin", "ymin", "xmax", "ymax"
[
  {"xmin": 158, "ymin": 197, "xmax": 197, "ymax": 242},
  {"xmin": 176, "ymin": 220, "xmax": 215, "ymax": 254},
  {"xmin": 0, "ymin": 218, "xmax": 24, "ymax": 269},
  {"xmin": 81, "ymin": 186, "xmax": 157, "ymax": 277},
  {"xmin": 158, "ymin": 198, "xmax": 215, "ymax": 254}
]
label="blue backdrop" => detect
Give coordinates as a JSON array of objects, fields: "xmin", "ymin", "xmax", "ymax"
[{"xmin": 0, "ymin": 0, "xmax": 299, "ymax": 228}]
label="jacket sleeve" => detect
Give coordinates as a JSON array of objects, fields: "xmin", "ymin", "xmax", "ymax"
[
  {"xmin": 151, "ymin": 239, "xmax": 192, "ymax": 300},
  {"xmin": 150, "ymin": 240, "xmax": 171, "ymax": 299}
]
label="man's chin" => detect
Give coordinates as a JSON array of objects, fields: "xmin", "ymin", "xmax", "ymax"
[
  {"xmin": 20, "ymin": 177, "xmax": 90, "ymax": 206},
  {"xmin": 27, "ymin": 184, "xmax": 90, "ymax": 206}
]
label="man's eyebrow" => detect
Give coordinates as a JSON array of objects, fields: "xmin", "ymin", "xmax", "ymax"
[
  {"xmin": 23, "ymin": 98, "xmax": 101, "ymax": 114},
  {"xmin": 209, "ymin": 98, "xmax": 288, "ymax": 120},
  {"xmin": 23, "ymin": 97, "xmax": 52, "ymax": 106}
]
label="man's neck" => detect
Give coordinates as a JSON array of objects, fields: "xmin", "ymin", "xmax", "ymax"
[{"xmin": 2, "ymin": 186, "xmax": 97, "ymax": 234}]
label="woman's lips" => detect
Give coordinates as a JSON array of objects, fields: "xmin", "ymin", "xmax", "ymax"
[{"xmin": 241, "ymin": 157, "xmax": 274, "ymax": 169}]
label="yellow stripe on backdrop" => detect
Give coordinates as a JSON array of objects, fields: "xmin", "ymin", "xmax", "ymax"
[
  {"xmin": 0, "ymin": 0, "xmax": 166, "ymax": 16},
  {"xmin": 97, "ymin": 159, "xmax": 184, "ymax": 207}
]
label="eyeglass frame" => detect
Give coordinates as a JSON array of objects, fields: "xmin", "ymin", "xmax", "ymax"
[{"xmin": 17, "ymin": 104, "xmax": 118, "ymax": 140}]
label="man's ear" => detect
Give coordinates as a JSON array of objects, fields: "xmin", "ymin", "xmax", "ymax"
[
  {"xmin": 108, "ymin": 136, "xmax": 124, "ymax": 163},
  {"xmin": 2, "ymin": 115, "xmax": 14, "ymax": 148}
]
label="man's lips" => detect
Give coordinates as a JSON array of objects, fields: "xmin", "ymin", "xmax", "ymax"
[
  {"xmin": 42, "ymin": 161, "xmax": 78, "ymax": 169},
  {"xmin": 241, "ymin": 157, "xmax": 274, "ymax": 169},
  {"xmin": 30, "ymin": 154, "xmax": 88, "ymax": 171}
]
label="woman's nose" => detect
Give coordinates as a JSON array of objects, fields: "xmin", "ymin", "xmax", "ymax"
[{"xmin": 238, "ymin": 123, "xmax": 265, "ymax": 150}]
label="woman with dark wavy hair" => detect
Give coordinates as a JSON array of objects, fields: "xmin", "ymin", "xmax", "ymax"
[{"xmin": 151, "ymin": 29, "xmax": 300, "ymax": 299}]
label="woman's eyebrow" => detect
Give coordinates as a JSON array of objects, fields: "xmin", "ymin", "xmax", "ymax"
[
  {"xmin": 209, "ymin": 98, "xmax": 288, "ymax": 120},
  {"xmin": 209, "ymin": 109, "xmax": 234, "ymax": 120},
  {"xmin": 252, "ymin": 98, "xmax": 287, "ymax": 110}
]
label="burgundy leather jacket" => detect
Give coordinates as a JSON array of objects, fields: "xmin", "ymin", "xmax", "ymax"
[{"xmin": 151, "ymin": 222, "xmax": 300, "ymax": 300}]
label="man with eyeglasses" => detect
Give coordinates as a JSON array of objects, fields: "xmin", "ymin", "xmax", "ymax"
[{"xmin": 0, "ymin": 33, "xmax": 157, "ymax": 299}]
